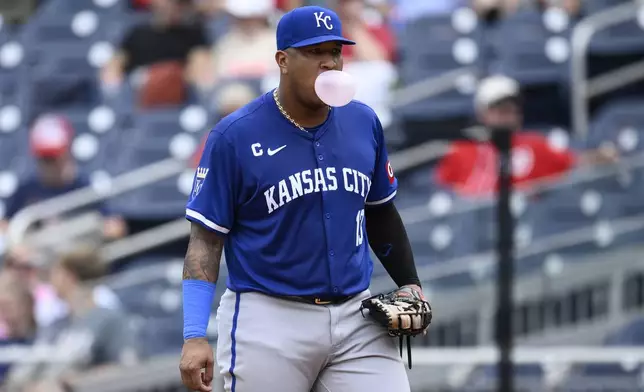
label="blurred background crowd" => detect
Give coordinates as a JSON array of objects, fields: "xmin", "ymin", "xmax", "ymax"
[{"xmin": 1, "ymin": 0, "xmax": 644, "ymax": 391}]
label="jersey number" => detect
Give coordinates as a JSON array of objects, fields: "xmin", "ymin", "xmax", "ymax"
[{"xmin": 355, "ymin": 209, "xmax": 365, "ymax": 246}]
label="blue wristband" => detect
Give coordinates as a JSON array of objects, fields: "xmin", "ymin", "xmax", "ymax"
[{"xmin": 182, "ymin": 280, "xmax": 216, "ymax": 340}]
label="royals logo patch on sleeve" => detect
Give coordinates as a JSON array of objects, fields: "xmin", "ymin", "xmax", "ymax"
[
  {"xmin": 193, "ymin": 167, "xmax": 209, "ymax": 197},
  {"xmin": 387, "ymin": 160, "xmax": 395, "ymax": 184}
]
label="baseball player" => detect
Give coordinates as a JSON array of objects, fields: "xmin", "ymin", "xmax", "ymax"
[{"xmin": 179, "ymin": 6, "xmax": 431, "ymax": 392}]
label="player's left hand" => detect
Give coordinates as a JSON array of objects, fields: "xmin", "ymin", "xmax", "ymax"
[
  {"xmin": 398, "ymin": 284, "xmax": 431, "ymax": 334},
  {"xmin": 360, "ymin": 285, "xmax": 432, "ymax": 337},
  {"xmin": 401, "ymin": 284, "xmax": 425, "ymax": 299}
]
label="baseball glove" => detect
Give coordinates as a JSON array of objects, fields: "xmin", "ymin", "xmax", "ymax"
[{"xmin": 359, "ymin": 286, "xmax": 432, "ymax": 368}]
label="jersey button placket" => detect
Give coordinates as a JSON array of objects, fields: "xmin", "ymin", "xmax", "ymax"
[
  {"xmin": 314, "ymin": 141, "xmax": 325, "ymax": 166},
  {"xmin": 315, "ymin": 139, "xmax": 334, "ymax": 293}
]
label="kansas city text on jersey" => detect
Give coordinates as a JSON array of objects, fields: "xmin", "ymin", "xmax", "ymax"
[{"xmin": 264, "ymin": 167, "xmax": 372, "ymax": 214}]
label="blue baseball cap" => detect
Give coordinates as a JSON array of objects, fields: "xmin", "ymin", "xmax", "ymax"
[{"xmin": 276, "ymin": 6, "xmax": 356, "ymax": 51}]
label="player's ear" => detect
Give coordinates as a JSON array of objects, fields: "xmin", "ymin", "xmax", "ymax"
[{"xmin": 276, "ymin": 51, "xmax": 288, "ymax": 75}]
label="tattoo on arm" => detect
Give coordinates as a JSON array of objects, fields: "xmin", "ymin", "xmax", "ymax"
[{"xmin": 182, "ymin": 223, "xmax": 224, "ymax": 283}]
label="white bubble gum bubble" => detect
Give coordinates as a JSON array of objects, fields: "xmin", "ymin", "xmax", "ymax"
[{"xmin": 314, "ymin": 70, "xmax": 356, "ymax": 107}]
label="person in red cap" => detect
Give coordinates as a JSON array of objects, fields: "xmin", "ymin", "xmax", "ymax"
[
  {"xmin": 0, "ymin": 114, "xmax": 127, "ymax": 240},
  {"xmin": 435, "ymin": 75, "xmax": 619, "ymax": 198}
]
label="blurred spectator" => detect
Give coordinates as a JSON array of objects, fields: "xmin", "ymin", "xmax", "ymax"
[
  {"xmin": 200, "ymin": 0, "xmax": 278, "ymax": 89},
  {"xmin": 473, "ymin": 0, "xmax": 516, "ymax": 20},
  {"xmin": 334, "ymin": 0, "xmax": 396, "ymax": 63},
  {"xmin": 4, "ymin": 247, "xmax": 138, "ymax": 390},
  {"xmin": 0, "ymin": 0, "xmax": 39, "ymax": 25},
  {"xmin": 213, "ymin": 82, "xmax": 259, "ymax": 118},
  {"xmin": 389, "ymin": 0, "xmax": 467, "ymax": 25},
  {"xmin": 192, "ymin": 82, "xmax": 258, "ymax": 167},
  {"xmin": 0, "ymin": 115, "xmax": 127, "ymax": 241},
  {"xmin": 1, "ymin": 246, "xmax": 121, "ymax": 332},
  {"xmin": 2, "ymin": 247, "xmax": 67, "ymax": 331},
  {"xmin": 0, "ymin": 270, "xmax": 36, "ymax": 385},
  {"xmin": 331, "ymin": 0, "xmax": 397, "ymax": 128},
  {"xmin": 473, "ymin": 0, "xmax": 581, "ymax": 22},
  {"xmin": 194, "ymin": 0, "xmax": 304, "ymax": 16},
  {"xmin": 363, "ymin": 0, "xmax": 393, "ymax": 19},
  {"xmin": 193, "ymin": 0, "xmax": 226, "ymax": 16},
  {"xmin": 435, "ymin": 75, "xmax": 619, "ymax": 198},
  {"xmin": 275, "ymin": 0, "xmax": 306, "ymax": 11},
  {"xmin": 542, "ymin": 0, "xmax": 581, "ymax": 16},
  {"xmin": 130, "ymin": 0, "xmax": 153, "ymax": 9},
  {"xmin": 101, "ymin": 0, "xmax": 212, "ymax": 107}
]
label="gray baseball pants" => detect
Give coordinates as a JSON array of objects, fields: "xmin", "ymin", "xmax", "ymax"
[{"xmin": 214, "ymin": 288, "xmax": 411, "ymax": 392}]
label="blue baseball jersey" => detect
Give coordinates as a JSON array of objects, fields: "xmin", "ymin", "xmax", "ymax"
[{"xmin": 185, "ymin": 90, "xmax": 397, "ymax": 297}]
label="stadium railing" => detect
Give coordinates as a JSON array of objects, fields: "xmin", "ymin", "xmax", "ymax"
[
  {"xmin": 6, "ymin": 157, "xmax": 186, "ymax": 246},
  {"xmin": 388, "ymin": 224, "xmax": 644, "ymax": 346},
  {"xmin": 571, "ymin": 0, "xmax": 644, "ymax": 137},
  {"xmin": 4, "ymin": 345, "xmax": 644, "ymax": 392},
  {"xmin": 398, "ymin": 148, "xmax": 644, "ymax": 226}
]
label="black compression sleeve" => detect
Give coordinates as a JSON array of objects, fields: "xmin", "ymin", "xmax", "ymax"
[{"xmin": 365, "ymin": 202, "xmax": 421, "ymax": 288}]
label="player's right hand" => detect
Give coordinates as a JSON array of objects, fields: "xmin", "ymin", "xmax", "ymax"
[{"xmin": 179, "ymin": 337, "xmax": 215, "ymax": 392}]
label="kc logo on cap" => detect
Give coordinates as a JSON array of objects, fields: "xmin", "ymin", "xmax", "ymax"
[
  {"xmin": 276, "ymin": 6, "xmax": 356, "ymax": 51},
  {"xmin": 314, "ymin": 11, "xmax": 333, "ymax": 30}
]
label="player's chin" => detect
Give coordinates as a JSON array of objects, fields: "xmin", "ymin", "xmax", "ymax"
[
  {"xmin": 308, "ymin": 96, "xmax": 328, "ymax": 110},
  {"xmin": 306, "ymin": 88, "xmax": 327, "ymax": 109},
  {"xmin": 311, "ymin": 93, "xmax": 326, "ymax": 107}
]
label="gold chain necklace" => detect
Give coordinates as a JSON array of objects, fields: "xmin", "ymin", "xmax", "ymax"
[
  {"xmin": 273, "ymin": 89, "xmax": 329, "ymax": 133},
  {"xmin": 273, "ymin": 89, "xmax": 306, "ymax": 132}
]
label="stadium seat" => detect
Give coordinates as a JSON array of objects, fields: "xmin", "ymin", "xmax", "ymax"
[
  {"xmin": 137, "ymin": 315, "xmax": 185, "ymax": 357},
  {"xmin": 393, "ymin": 92, "xmax": 477, "ymax": 123},
  {"xmin": 487, "ymin": 10, "xmax": 572, "ymax": 125},
  {"xmin": 406, "ymin": 208, "xmax": 482, "ymax": 261},
  {"xmin": 21, "ymin": 39, "xmax": 114, "ymax": 115},
  {"xmin": 465, "ymin": 364, "xmax": 545, "ymax": 391},
  {"xmin": 107, "ymin": 258, "xmax": 182, "ymax": 315},
  {"xmin": 566, "ymin": 317, "xmax": 644, "ymax": 386},
  {"xmin": 399, "ymin": 9, "xmax": 484, "ymax": 75},
  {"xmin": 605, "ymin": 318, "xmax": 644, "ymax": 345},
  {"xmin": 488, "ymin": 10, "xmax": 572, "ymax": 85},
  {"xmin": 582, "ymin": 0, "xmax": 634, "ymax": 16},
  {"xmin": 108, "ymin": 108, "xmax": 205, "ymax": 172},
  {"xmin": 587, "ymin": 99, "xmax": 644, "ymax": 153},
  {"xmin": 113, "ymin": 282, "xmax": 176, "ymax": 315},
  {"xmin": 526, "ymin": 188, "xmax": 623, "ymax": 258},
  {"xmin": 584, "ymin": 100, "xmax": 644, "ymax": 218},
  {"xmin": 395, "ymin": 9, "xmax": 483, "ymax": 121},
  {"xmin": 102, "ymin": 108, "xmax": 204, "ymax": 219},
  {"xmin": 589, "ymin": 20, "xmax": 644, "ymax": 55},
  {"xmin": 0, "ymin": 28, "xmax": 27, "ymax": 101},
  {"xmin": 32, "ymin": 0, "xmax": 127, "ymax": 22},
  {"xmin": 530, "ymin": 186, "xmax": 610, "ymax": 233},
  {"xmin": 0, "ymin": 126, "xmax": 29, "ymax": 215},
  {"xmin": 110, "ymin": 177, "xmax": 191, "ymax": 220}
]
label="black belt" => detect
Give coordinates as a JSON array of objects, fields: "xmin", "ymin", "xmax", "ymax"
[{"xmin": 278, "ymin": 294, "xmax": 356, "ymax": 305}]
